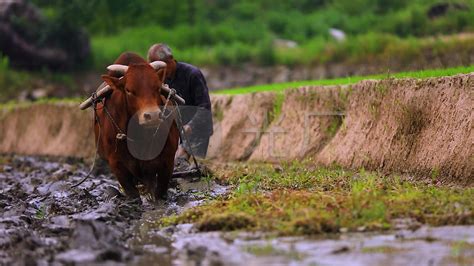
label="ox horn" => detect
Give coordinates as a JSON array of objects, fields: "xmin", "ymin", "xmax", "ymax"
[
  {"xmin": 107, "ymin": 64, "xmax": 128, "ymax": 74},
  {"xmin": 79, "ymin": 60, "xmax": 183, "ymax": 110},
  {"xmin": 149, "ymin": 60, "xmax": 167, "ymax": 70},
  {"xmin": 79, "ymin": 82, "xmax": 186, "ymax": 110}
]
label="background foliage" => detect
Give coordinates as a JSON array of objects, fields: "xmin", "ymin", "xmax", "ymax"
[{"xmin": 31, "ymin": 0, "xmax": 474, "ymax": 67}]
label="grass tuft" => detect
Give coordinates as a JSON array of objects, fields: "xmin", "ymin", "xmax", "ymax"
[
  {"xmin": 197, "ymin": 212, "xmax": 256, "ymax": 231},
  {"xmin": 213, "ymin": 64, "xmax": 474, "ymax": 95}
]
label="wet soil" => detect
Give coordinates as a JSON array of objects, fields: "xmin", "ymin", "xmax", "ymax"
[
  {"xmin": 0, "ymin": 155, "xmax": 226, "ymax": 265},
  {"xmin": 1, "ymin": 155, "xmax": 473, "ymax": 265}
]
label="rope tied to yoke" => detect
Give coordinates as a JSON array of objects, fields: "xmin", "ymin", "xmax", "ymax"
[
  {"xmin": 152, "ymin": 87, "xmax": 176, "ymax": 138},
  {"xmin": 70, "ymin": 93, "xmax": 102, "ymax": 188}
]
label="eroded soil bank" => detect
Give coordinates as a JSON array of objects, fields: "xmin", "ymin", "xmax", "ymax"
[{"xmin": 1, "ymin": 73, "xmax": 471, "ymax": 181}]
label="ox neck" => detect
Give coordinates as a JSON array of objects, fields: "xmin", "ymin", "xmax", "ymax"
[{"xmin": 105, "ymin": 89, "xmax": 130, "ymax": 129}]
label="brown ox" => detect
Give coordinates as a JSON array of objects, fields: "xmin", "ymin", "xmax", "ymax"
[{"xmin": 95, "ymin": 52, "xmax": 179, "ymax": 201}]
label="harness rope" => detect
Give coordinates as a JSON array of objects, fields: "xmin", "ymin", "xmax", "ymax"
[
  {"xmin": 103, "ymin": 103, "xmax": 129, "ymax": 142},
  {"xmin": 71, "ymin": 93, "xmax": 102, "ymax": 188},
  {"xmin": 174, "ymin": 101, "xmax": 200, "ymax": 172},
  {"xmin": 153, "ymin": 87, "xmax": 175, "ymax": 137}
]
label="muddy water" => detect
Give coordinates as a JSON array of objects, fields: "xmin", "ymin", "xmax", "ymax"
[
  {"xmin": 1, "ymin": 155, "xmax": 473, "ymax": 265},
  {"xmin": 134, "ymin": 221, "xmax": 474, "ymax": 266},
  {"xmin": 0, "ymin": 155, "xmax": 227, "ymax": 265}
]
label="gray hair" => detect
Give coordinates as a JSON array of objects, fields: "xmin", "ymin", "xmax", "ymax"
[{"xmin": 147, "ymin": 43, "xmax": 173, "ymax": 61}]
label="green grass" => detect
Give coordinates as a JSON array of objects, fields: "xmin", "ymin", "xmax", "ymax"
[
  {"xmin": 0, "ymin": 55, "xmax": 79, "ymax": 103},
  {"xmin": 213, "ymin": 64, "xmax": 474, "ymax": 95},
  {"xmin": 160, "ymin": 162, "xmax": 474, "ymax": 236},
  {"xmin": 90, "ymin": 30, "xmax": 474, "ymax": 70},
  {"xmin": 0, "ymin": 97, "xmax": 82, "ymax": 112},
  {"xmin": 362, "ymin": 246, "xmax": 407, "ymax": 254}
]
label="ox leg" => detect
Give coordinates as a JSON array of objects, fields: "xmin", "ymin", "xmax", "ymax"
[
  {"xmin": 155, "ymin": 163, "xmax": 173, "ymax": 200},
  {"xmin": 142, "ymin": 176, "xmax": 157, "ymax": 201},
  {"xmin": 109, "ymin": 161, "xmax": 140, "ymax": 200}
]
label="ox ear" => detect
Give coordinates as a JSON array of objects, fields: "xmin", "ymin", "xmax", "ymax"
[{"xmin": 101, "ymin": 75, "xmax": 124, "ymax": 91}]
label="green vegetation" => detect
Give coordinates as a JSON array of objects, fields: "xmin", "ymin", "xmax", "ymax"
[
  {"xmin": 0, "ymin": 97, "xmax": 82, "ymax": 112},
  {"xmin": 267, "ymin": 92, "xmax": 285, "ymax": 126},
  {"xmin": 91, "ymin": 28, "xmax": 474, "ymax": 68},
  {"xmin": 361, "ymin": 246, "xmax": 407, "ymax": 254},
  {"xmin": 32, "ymin": 0, "xmax": 474, "ymax": 68},
  {"xmin": 245, "ymin": 244, "xmax": 304, "ymax": 260},
  {"xmin": 3, "ymin": 1, "xmax": 474, "ymax": 100},
  {"xmin": 161, "ymin": 162, "xmax": 474, "ymax": 235},
  {"xmin": 0, "ymin": 56, "xmax": 31, "ymax": 102},
  {"xmin": 448, "ymin": 240, "xmax": 474, "ymax": 265},
  {"xmin": 1, "ymin": 62, "xmax": 473, "ymax": 103},
  {"xmin": 214, "ymin": 64, "xmax": 474, "ymax": 94},
  {"xmin": 0, "ymin": 54, "xmax": 78, "ymax": 103},
  {"xmin": 35, "ymin": 204, "xmax": 47, "ymax": 220}
]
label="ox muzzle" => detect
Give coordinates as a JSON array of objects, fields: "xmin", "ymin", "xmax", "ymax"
[{"xmin": 138, "ymin": 108, "xmax": 163, "ymax": 128}]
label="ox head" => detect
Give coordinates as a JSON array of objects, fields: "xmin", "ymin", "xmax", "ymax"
[{"xmin": 101, "ymin": 61, "xmax": 167, "ymax": 128}]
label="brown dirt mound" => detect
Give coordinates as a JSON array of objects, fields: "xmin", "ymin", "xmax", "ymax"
[
  {"xmin": 208, "ymin": 92, "xmax": 276, "ymax": 161},
  {"xmin": 317, "ymin": 74, "xmax": 473, "ymax": 180},
  {"xmin": 250, "ymin": 86, "xmax": 347, "ymax": 162},
  {"xmin": 0, "ymin": 103, "xmax": 94, "ymax": 157}
]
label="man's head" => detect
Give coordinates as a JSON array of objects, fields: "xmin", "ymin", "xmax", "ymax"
[{"xmin": 147, "ymin": 43, "xmax": 176, "ymax": 78}]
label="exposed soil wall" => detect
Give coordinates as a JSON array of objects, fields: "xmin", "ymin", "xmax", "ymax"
[
  {"xmin": 0, "ymin": 103, "xmax": 94, "ymax": 157},
  {"xmin": 249, "ymin": 86, "xmax": 347, "ymax": 162},
  {"xmin": 207, "ymin": 92, "xmax": 276, "ymax": 161},
  {"xmin": 1, "ymin": 73, "xmax": 472, "ymax": 179},
  {"xmin": 316, "ymin": 75, "xmax": 473, "ymax": 180}
]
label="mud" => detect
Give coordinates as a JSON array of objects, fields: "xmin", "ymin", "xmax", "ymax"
[
  {"xmin": 143, "ymin": 224, "xmax": 474, "ymax": 266},
  {"xmin": 0, "ymin": 155, "xmax": 227, "ymax": 265}
]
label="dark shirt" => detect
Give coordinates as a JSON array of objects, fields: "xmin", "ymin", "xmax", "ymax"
[{"xmin": 166, "ymin": 62, "xmax": 213, "ymax": 136}]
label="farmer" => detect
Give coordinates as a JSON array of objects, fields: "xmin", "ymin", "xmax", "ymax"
[{"xmin": 147, "ymin": 43, "xmax": 213, "ymax": 168}]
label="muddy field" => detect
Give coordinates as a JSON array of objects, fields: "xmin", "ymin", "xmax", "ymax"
[
  {"xmin": 1, "ymin": 155, "xmax": 473, "ymax": 265},
  {"xmin": 0, "ymin": 155, "xmax": 228, "ymax": 265}
]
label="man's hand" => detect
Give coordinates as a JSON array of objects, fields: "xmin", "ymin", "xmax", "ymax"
[{"xmin": 183, "ymin": 124, "xmax": 192, "ymax": 135}]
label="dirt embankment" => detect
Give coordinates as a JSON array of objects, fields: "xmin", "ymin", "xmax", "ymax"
[
  {"xmin": 1, "ymin": 73, "xmax": 472, "ymax": 180},
  {"xmin": 316, "ymin": 76, "xmax": 473, "ymax": 180},
  {"xmin": 207, "ymin": 92, "xmax": 276, "ymax": 161},
  {"xmin": 0, "ymin": 103, "xmax": 94, "ymax": 158},
  {"xmin": 249, "ymin": 86, "xmax": 347, "ymax": 161}
]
